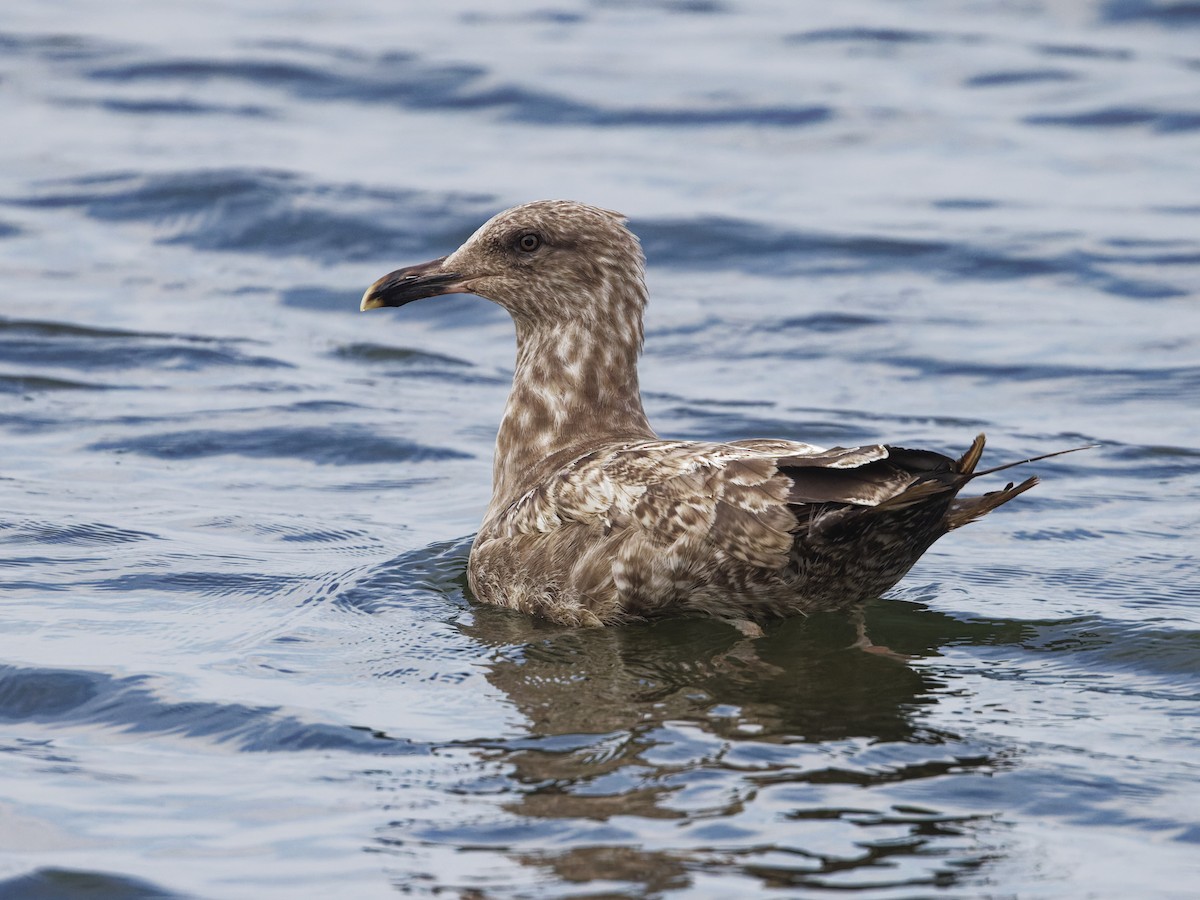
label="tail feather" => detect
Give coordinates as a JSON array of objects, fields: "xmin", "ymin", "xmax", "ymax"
[
  {"xmin": 942, "ymin": 434, "xmax": 1093, "ymax": 531},
  {"xmin": 820, "ymin": 434, "xmax": 1090, "ymax": 532},
  {"xmin": 955, "ymin": 432, "xmax": 987, "ymax": 475},
  {"xmin": 874, "ymin": 476, "xmax": 952, "ymax": 511},
  {"xmin": 945, "ymin": 475, "xmax": 1039, "ymax": 530}
]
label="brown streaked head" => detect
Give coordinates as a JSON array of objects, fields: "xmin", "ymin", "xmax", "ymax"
[{"xmin": 360, "ymin": 200, "xmax": 646, "ymax": 327}]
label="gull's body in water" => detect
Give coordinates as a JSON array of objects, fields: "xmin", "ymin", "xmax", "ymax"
[{"xmin": 361, "ymin": 200, "xmax": 1080, "ymax": 628}]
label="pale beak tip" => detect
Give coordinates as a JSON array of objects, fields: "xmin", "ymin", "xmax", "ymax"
[{"xmin": 360, "ymin": 286, "xmax": 383, "ymax": 312}]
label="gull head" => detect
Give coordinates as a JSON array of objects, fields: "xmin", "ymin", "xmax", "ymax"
[{"xmin": 360, "ymin": 200, "xmax": 646, "ymax": 327}]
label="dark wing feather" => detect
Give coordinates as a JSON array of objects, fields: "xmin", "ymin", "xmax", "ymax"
[{"xmin": 781, "ymin": 461, "xmax": 918, "ymax": 505}]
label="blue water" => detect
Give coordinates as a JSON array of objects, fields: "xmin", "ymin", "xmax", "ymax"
[{"xmin": 2, "ymin": 0, "xmax": 1199, "ymax": 897}]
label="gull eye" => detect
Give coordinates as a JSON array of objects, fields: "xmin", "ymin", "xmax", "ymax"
[{"xmin": 516, "ymin": 232, "xmax": 542, "ymax": 253}]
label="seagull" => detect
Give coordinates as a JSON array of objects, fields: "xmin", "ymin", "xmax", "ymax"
[{"xmin": 361, "ymin": 200, "xmax": 1081, "ymax": 628}]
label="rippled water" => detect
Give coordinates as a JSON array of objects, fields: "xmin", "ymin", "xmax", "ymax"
[{"xmin": 2, "ymin": 0, "xmax": 1199, "ymax": 897}]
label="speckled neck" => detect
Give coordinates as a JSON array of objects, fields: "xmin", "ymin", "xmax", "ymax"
[{"xmin": 491, "ymin": 305, "xmax": 654, "ymax": 509}]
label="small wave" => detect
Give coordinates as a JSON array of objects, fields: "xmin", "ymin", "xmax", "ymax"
[
  {"xmin": 0, "ymin": 554, "xmax": 105, "ymax": 570},
  {"xmin": 10, "ymin": 170, "xmax": 494, "ymax": 264},
  {"xmin": 334, "ymin": 342, "xmax": 504, "ymax": 386},
  {"xmin": 89, "ymin": 569, "xmax": 303, "ymax": 597},
  {"xmin": 1102, "ymin": 0, "xmax": 1200, "ymax": 26},
  {"xmin": 786, "ymin": 27, "xmax": 943, "ymax": 44},
  {"xmin": 1109, "ymin": 442, "xmax": 1200, "ymax": 462},
  {"xmin": 69, "ymin": 96, "xmax": 275, "ymax": 118},
  {"xmin": 1035, "ymin": 42, "xmax": 1133, "ymax": 60},
  {"xmin": 1025, "ymin": 106, "xmax": 1200, "ymax": 133},
  {"xmin": 0, "ymin": 663, "xmax": 421, "ymax": 754},
  {"xmin": 461, "ymin": 8, "xmax": 588, "ymax": 25},
  {"xmin": 87, "ymin": 54, "xmax": 396, "ymax": 93},
  {"xmin": 0, "ymin": 519, "xmax": 158, "ymax": 546},
  {"xmin": 1011, "ymin": 526, "xmax": 1106, "ymax": 542},
  {"xmin": 319, "ymin": 476, "xmax": 438, "ymax": 493},
  {"xmin": 964, "ymin": 68, "xmax": 1079, "ymax": 87},
  {"xmin": 0, "ymin": 30, "xmax": 127, "ymax": 63},
  {"xmin": 774, "ymin": 313, "xmax": 884, "ymax": 333},
  {"xmin": 637, "ymin": 216, "xmax": 950, "ymax": 276},
  {"xmin": 883, "ymin": 354, "xmax": 1200, "ymax": 406},
  {"xmin": 332, "ymin": 535, "xmax": 473, "ymax": 615},
  {"xmin": 0, "ymin": 373, "xmax": 112, "ymax": 393},
  {"xmin": 200, "ymin": 515, "xmax": 383, "ymax": 549},
  {"xmin": 997, "ymin": 616, "xmax": 1200, "ymax": 687},
  {"xmin": 333, "ymin": 342, "xmax": 471, "ymax": 367},
  {"xmin": 88, "ymin": 424, "xmax": 472, "ymax": 466},
  {"xmin": 0, "ymin": 868, "xmax": 182, "ymax": 900},
  {"xmin": 1094, "ymin": 442, "xmax": 1200, "ymax": 480},
  {"xmin": 0, "ymin": 316, "xmax": 289, "ymax": 372},
  {"xmin": 277, "ymin": 527, "xmax": 375, "ymax": 545},
  {"xmin": 84, "ymin": 45, "xmax": 829, "ymax": 130},
  {"xmin": 651, "ymin": 0, "xmax": 728, "ymax": 13},
  {"xmin": 635, "ymin": 216, "xmax": 1189, "ymax": 298},
  {"xmin": 931, "ymin": 198, "xmax": 1001, "ymax": 210},
  {"xmin": 473, "ymin": 0, "xmax": 725, "ymax": 19},
  {"xmin": 760, "ymin": 753, "xmax": 998, "ymax": 789}
]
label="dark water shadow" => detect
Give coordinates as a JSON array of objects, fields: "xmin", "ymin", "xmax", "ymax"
[{"xmin": 0, "ymin": 868, "xmax": 181, "ymax": 900}]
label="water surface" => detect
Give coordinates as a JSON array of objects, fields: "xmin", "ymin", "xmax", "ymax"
[{"xmin": 1, "ymin": 0, "xmax": 1199, "ymax": 897}]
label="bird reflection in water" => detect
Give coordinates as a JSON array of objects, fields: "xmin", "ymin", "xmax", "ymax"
[{"xmin": 434, "ymin": 599, "xmax": 1011, "ymax": 893}]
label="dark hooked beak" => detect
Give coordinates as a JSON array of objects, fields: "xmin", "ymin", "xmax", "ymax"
[{"xmin": 360, "ymin": 256, "xmax": 467, "ymax": 311}]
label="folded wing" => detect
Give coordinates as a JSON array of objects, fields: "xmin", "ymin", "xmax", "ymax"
[{"xmin": 497, "ymin": 438, "xmax": 977, "ymax": 573}]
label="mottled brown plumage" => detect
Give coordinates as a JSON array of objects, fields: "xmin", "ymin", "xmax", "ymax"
[{"xmin": 361, "ymin": 200, "xmax": 1073, "ymax": 627}]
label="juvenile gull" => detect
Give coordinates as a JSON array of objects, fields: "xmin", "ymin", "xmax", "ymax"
[{"xmin": 361, "ymin": 200, "xmax": 1078, "ymax": 627}]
